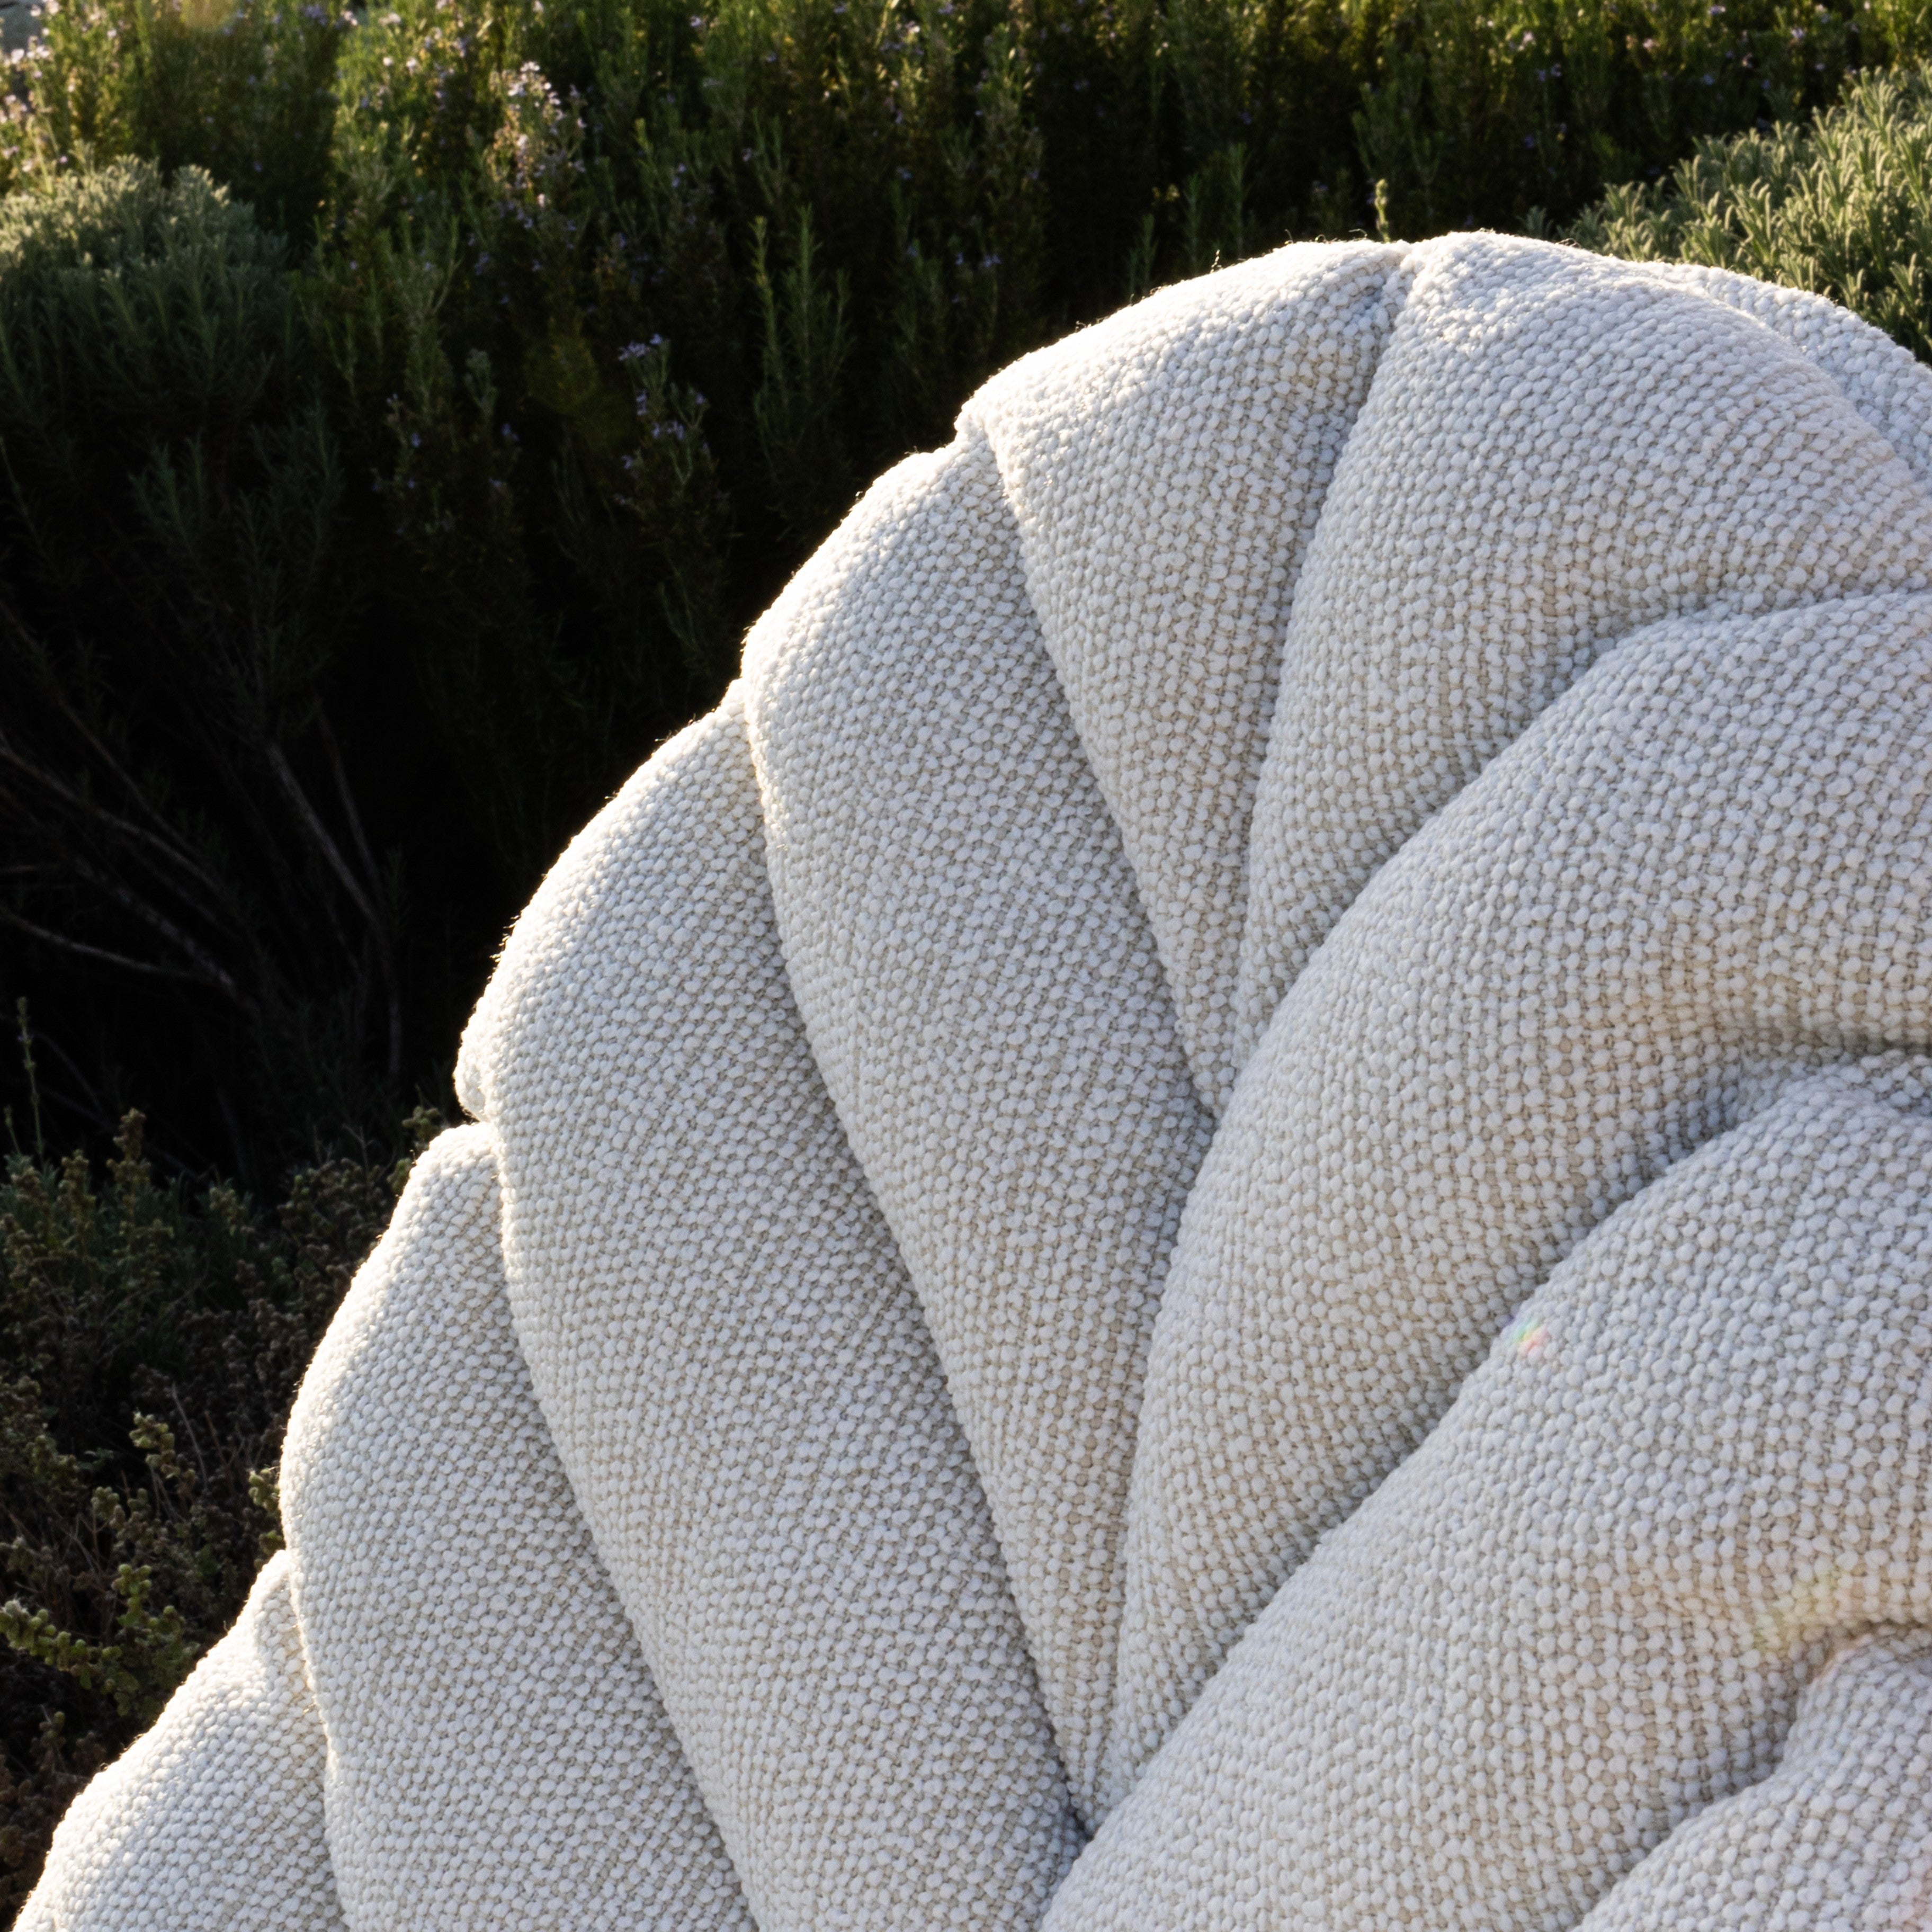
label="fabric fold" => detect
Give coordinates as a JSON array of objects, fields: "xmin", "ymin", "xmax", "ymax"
[
  {"xmin": 1058, "ymin": 1056, "xmax": 1932, "ymax": 1929},
  {"xmin": 965, "ymin": 239, "xmax": 1407, "ymax": 1114},
  {"xmin": 1575, "ymin": 1630, "xmax": 1932, "ymax": 1930},
  {"xmin": 456, "ymin": 693, "xmax": 1081, "ymax": 1928},
  {"xmin": 281, "ymin": 1125, "xmax": 748, "ymax": 1932},
  {"xmin": 1111, "ymin": 589, "xmax": 1932, "ymax": 1805},
  {"xmin": 1232, "ymin": 233, "xmax": 1932, "ymax": 1080},
  {"xmin": 20, "ymin": 1553, "xmax": 340, "ymax": 1932},
  {"xmin": 743, "ymin": 428, "xmax": 1212, "ymax": 1819},
  {"xmin": 1639, "ymin": 258, "xmax": 1932, "ymax": 489}
]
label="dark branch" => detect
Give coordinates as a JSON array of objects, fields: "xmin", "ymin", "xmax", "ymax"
[{"xmin": 0, "ymin": 904, "xmax": 231, "ymax": 993}]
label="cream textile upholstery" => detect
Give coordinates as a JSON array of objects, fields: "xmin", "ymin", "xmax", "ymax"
[
  {"xmin": 24, "ymin": 232, "xmax": 1932, "ymax": 1931},
  {"xmin": 14, "ymin": 1555, "xmax": 338, "ymax": 1932},
  {"xmin": 1057, "ymin": 1056, "xmax": 1932, "ymax": 1926},
  {"xmin": 281, "ymin": 1124, "xmax": 753, "ymax": 1930}
]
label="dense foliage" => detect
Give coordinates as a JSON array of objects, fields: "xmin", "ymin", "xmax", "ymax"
[
  {"xmin": 1570, "ymin": 61, "xmax": 1932, "ymax": 352},
  {"xmin": 4, "ymin": 0, "xmax": 1932, "ymax": 1909},
  {"xmin": 0, "ymin": 0, "xmax": 1926, "ymax": 1181},
  {"xmin": 0, "ymin": 1007, "xmax": 433, "ymax": 1912}
]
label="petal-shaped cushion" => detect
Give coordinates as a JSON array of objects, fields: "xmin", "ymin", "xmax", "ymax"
[
  {"xmin": 17, "ymin": 1555, "xmax": 339, "ymax": 1932},
  {"xmin": 26, "ymin": 232, "xmax": 1932, "ymax": 1932},
  {"xmin": 1056, "ymin": 1055, "xmax": 1932, "ymax": 1927},
  {"xmin": 282, "ymin": 1125, "xmax": 751, "ymax": 1930}
]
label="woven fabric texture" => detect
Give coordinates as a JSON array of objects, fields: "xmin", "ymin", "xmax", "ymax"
[{"xmin": 25, "ymin": 231, "xmax": 1932, "ymax": 1931}]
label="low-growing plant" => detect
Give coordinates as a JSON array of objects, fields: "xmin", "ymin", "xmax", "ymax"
[
  {"xmin": 0, "ymin": 1040, "xmax": 434, "ymax": 1912},
  {"xmin": 1570, "ymin": 60, "xmax": 1932, "ymax": 356},
  {"xmin": 0, "ymin": 0, "xmax": 346, "ymax": 236},
  {"xmin": 0, "ymin": 162, "xmax": 410, "ymax": 1179}
]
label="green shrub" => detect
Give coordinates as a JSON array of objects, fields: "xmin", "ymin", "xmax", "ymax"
[
  {"xmin": 0, "ymin": 1034, "xmax": 431, "ymax": 1913},
  {"xmin": 1571, "ymin": 61, "xmax": 1932, "ymax": 356},
  {"xmin": 0, "ymin": 159, "xmax": 409, "ymax": 1174},
  {"xmin": 0, "ymin": 0, "xmax": 1921, "ymax": 1179},
  {"xmin": 0, "ymin": 0, "xmax": 345, "ymax": 236}
]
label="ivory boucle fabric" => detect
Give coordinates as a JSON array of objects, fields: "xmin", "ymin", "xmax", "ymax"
[
  {"xmin": 15, "ymin": 1555, "xmax": 338, "ymax": 1932},
  {"xmin": 281, "ymin": 1124, "xmax": 752, "ymax": 1930},
  {"xmin": 25, "ymin": 231, "xmax": 1932, "ymax": 1932}
]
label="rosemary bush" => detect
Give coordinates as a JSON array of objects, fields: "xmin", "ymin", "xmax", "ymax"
[
  {"xmin": 0, "ymin": 1022, "xmax": 430, "ymax": 1912},
  {"xmin": 1569, "ymin": 61, "xmax": 1932, "ymax": 354},
  {"xmin": 0, "ymin": 0, "xmax": 1923, "ymax": 1176},
  {"xmin": 0, "ymin": 161, "xmax": 404, "ymax": 1171}
]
